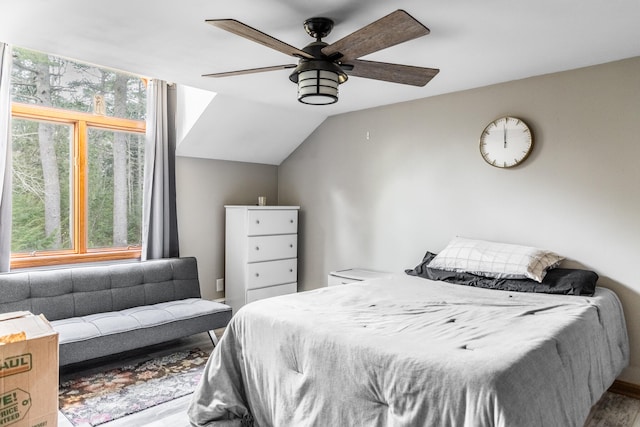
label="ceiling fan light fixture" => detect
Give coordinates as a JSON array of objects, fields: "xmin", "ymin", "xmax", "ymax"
[
  {"xmin": 205, "ymin": 11, "xmax": 437, "ymax": 105},
  {"xmin": 297, "ymin": 69, "xmax": 339, "ymax": 105},
  {"xmin": 291, "ymin": 60, "xmax": 347, "ymax": 105}
]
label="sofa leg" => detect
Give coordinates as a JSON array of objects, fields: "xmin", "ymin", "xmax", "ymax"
[{"xmin": 208, "ymin": 330, "xmax": 219, "ymax": 347}]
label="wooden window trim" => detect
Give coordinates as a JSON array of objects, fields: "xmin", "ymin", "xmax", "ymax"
[
  {"xmin": 11, "ymin": 103, "xmax": 145, "ymax": 132},
  {"xmin": 10, "ymin": 102, "xmax": 146, "ymax": 268}
]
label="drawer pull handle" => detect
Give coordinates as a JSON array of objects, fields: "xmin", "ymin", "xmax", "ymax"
[
  {"xmin": 290, "ymin": 219, "xmax": 294, "ymax": 223},
  {"xmin": 256, "ymin": 220, "xmax": 260, "ymax": 224},
  {"xmin": 255, "ymin": 246, "xmax": 260, "ymax": 250},
  {"xmin": 255, "ymin": 273, "xmax": 260, "ymax": 277},
  {"xmin": 289, "ymin": 269, "xmax": 293, "ymax": 273},
  {"xmin": 289, "ymin": 244, "xmax": 293, "ymax": 248}
]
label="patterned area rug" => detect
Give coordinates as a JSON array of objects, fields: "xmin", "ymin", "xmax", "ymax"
[{"xmin": 59, "ymin": 348, "xmax": 210, "ymax": 426}]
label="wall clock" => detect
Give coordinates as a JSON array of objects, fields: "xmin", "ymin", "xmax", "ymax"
[{"xmin": 479, "ymin": 116, "xmax": 533, "ymax": 168}]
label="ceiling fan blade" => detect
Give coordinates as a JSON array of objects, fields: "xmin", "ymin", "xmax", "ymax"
[
  {"xmin": 321, "ymin": 10, "xmax": 430, "ymax": 61},
  {"xmin": 202, "ymin": 64, "xmax": 297, "ymax": 78},
  {"xmin": 345, "ymin": 59, "xmax": 439, "ymax": 87},
  {"xmin": 206, "ymin": 19, "xmax": 314, "ymax": 59}
]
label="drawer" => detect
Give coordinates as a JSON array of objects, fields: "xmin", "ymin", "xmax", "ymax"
[
  {"xmin": 247, "ymin": 210, "xmax": 298, "ymax": 236},
  {"xmin": 248, "ymin": 235, "xmax": 297, "ymax": 263},
  {"xmin": 246, "ymin": 282, "xmax": 297, "ymax": 304},
  {"xmin": 247, "ymin": 258, "xmax": 297, "ymax": 289}
]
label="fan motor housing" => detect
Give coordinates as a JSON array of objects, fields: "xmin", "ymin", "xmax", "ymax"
[
  {"xmin": 289, "ymin": 42, "xmax": 347, "ymax": 84},
  {"xmin": 303, "ymin": 17, "xmax": 334, "ymax": 39}
]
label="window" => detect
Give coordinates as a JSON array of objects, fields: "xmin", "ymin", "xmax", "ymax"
[{"xmin": 10, "ymin": 47, "xmax": 147, "ymax": 268}]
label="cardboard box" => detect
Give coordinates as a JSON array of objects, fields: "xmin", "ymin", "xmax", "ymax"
[{"xmin": 0, "ymin": 312, "xmax": 58, "ymax": 427}]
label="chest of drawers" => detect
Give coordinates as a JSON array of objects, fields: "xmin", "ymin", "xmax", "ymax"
[{"xmin": 225, "ymin": 205, "xmax": 299, "ymax": 315}]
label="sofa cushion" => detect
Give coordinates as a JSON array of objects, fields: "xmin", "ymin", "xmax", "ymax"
[
  {"xmin": 111, "ymin": 286, "xmax": 146, "ymax": 311},
  {"xmin": 155, "ymin": 299, "xmax": 223, "ymax": 318},
  {"xmin": 0, "ymin": 274, "xmax": 31, "ymax": 302},
  {"xmin": 52, "ymin": 298, "xmax": 229, "ymax": 345},
  {"xmin": 29, "ymin": 269, "xmax": 76, "ymax": 320},
  {"xmin": 83, "ymin": 312, "xmax": 143, "ymax": 335},
  {"xmin": 169, "ymin": 257, "xmax": 201, "ymax": 300},
  {"xmin": 144, "ymin": 281, "xmax": 176, "ymax": 305},
  {"xmin": 72, "ymin": 267, "xmax": 111, "ymax": 292},
  {"xmin": 122, "ymin": 305, "xmax": 175, "ymax": 327},
  {"xmin": 31, "ymin": 295, "xmax": 75, "ymax": 321},
  {"xmin": 0, "ymin": 273, "xmax": 31, "ymax": 313},
  {"xmin": 30, "ymin": 270, "xmax": 73, "ymax": 297},
  {"xmin": 53, "ymin": 318, "xmax": 102, "ymax": 343},
  {"xmin": 143, "ymin": 261, "xmax": 173, "ymax": 284},
  {"xmin": 74, "ymin": 290, "xmax": 114, "ymax": 317},
  {"xmin": 109, "ymin": 262, "xmax": 144, "ymax": 287}
]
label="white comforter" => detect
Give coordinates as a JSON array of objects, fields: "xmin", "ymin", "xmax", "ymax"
[{"xmin": 188, "ymin": 275, "xmax": 629, "ymax": 427}]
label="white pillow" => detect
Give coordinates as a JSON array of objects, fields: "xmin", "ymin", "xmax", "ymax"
[{"xmin": 427, "ymin": 237, "xmax": 564, "ymax": 282}]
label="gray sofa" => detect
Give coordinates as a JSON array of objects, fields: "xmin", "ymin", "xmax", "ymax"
[{"xmin": 0, "ymin": 257, "xmax": 231, "ymax": 366}]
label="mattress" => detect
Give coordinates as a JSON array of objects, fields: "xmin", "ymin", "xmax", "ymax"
[{"xmin": 188, "ymin": 274, "xmax": 629, "ymax": 427}]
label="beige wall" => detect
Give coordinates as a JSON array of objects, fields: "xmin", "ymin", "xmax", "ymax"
[
  {"xmin": 278, "ymin": 57, "xmax": 640, "ymax": 383},
  {"xmin": 176, "ymin": 157, "xmax": 278, "ymax": 300}
]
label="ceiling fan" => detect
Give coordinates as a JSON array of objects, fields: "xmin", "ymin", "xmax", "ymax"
[{"xmin": 203, "ymin": 9, "xmax": 439, "ymax": 105}]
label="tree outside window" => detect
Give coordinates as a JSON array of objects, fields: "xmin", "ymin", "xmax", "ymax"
[{"xmin": 10, "ymin": 47, "xmax": 147, "ymax": 268}]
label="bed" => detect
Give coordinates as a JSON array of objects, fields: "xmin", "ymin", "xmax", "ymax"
[
  {"xmin": 188, "ymin": 239, "xmax": 629, "ymax": 427},
  {"xmin": 188, "ymin": 237, "xmax": 629, "ymax": 427}
]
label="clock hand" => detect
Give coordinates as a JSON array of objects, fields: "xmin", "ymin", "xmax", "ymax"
[{"xmin": 503, "ymin": 122, "xmax": 507, "ymax": 148}]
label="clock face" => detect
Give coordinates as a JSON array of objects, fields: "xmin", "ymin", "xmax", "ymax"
[{"xmin": 479, "ymin": 116, "xmax": 533, "ymax": 168}]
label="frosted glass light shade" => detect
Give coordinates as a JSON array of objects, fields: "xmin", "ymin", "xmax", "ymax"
[{"xmin": 297, "ymin": 70, "xmax": 339, "ymax": 105}]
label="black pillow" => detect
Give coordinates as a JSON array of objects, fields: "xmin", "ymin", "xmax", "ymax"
[{"xmin": 405, "ymin": 252, "xmax": 598, "ymax": 296}]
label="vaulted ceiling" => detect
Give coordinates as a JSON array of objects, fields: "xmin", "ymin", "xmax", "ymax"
[{"xmin": 2, "ymin": 0, "xmax": 639, "ymax": 164}]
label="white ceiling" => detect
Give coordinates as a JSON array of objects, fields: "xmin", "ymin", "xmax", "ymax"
[{"xmin": 2, "ymin": 0, "xmax": 639, "ymax": 164}]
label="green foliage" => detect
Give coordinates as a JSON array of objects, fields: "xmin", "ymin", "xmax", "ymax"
[
  {"xmin": 10, "ymin": 47, "xmax": 147, "ymax": 254},
  {"xmin": 10, "ymin": 117, "xmax": 71, "ymax": 252}
]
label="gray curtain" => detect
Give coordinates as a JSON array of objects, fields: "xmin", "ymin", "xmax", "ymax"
[
  {"xmin": 141, "ymin": 80, "xmax": 179, "ymax": 260},
  {"xmin": 0, "ymin": 43, "xmax": 12, "ymax": 272}
]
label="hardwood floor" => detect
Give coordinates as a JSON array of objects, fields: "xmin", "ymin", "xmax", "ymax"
[{"xmin": 58, "ymin": 329, "xmax": 640, "ymax": 427}]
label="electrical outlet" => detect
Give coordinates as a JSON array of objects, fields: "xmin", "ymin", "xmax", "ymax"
[{"xmin": 216, "ymin": 278, "xmax": 224, "ymax": 292}]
